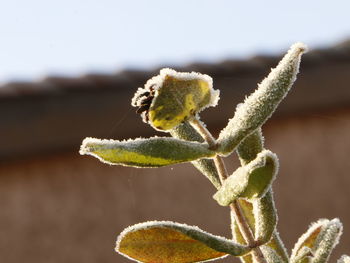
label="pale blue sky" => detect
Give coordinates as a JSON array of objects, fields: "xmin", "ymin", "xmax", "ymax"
[{"xmin": 0, "ymin": 0, "xmax": 349, "ymax": 82}]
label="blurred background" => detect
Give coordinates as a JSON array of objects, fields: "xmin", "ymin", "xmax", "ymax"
[{"xmin": 1, "ymin": 0, "xmax": 350, "ymax": 262}]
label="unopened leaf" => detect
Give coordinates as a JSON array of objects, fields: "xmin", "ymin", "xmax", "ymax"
[
  {"xmin": 80, "ymin": 137, "xmax": 215, "ymax": 168},
  {"xmin": 267, "ymin": 232, "xmax": 289, "ymax": 263},
  {"xmin": 217, "ymin": 43, "xmax": 307, "ymax": 155},
  {"xmin": 214, "ymin": 166, "xmax": 250, "ymax": 206},
  {"xmin": 213, "ymin": 150, "xmax": 278, "ymax": 206},
  {"xmin": 253, "ymin": 190, "xmax": 277, "ymax": 245},
  {"xmin": 291, "ymin": 218, "xmax": 343, "ymax": 263},
  {"xmin": 338, "ymin": 255, "xmax": 350, "ymax": 263},
  {"xmin": 241, "ymin": 151, "xmax": 278, "ymax": 199},
  {"xmin": 312, "ymin": 219, "xmax": 343, "ymax": 263},
  {"xmin": 234, "ymin": 131, "xmax": 288, "ymax": 263},
  {"xmin": 261, "ymin": 246, "xmax": 284, "ymax": 263},
  {"xmin": 233, "ymin": 130, "xmax": 263, "ymax": 263},
  {"xmin": 291, "ymin": 220, "xmax": 324, "ymax": 260},
  {"xmin": 292, "ymin": 247, "xmax": 313, "ymax": 263},
  {"xmin": 236, "ymin": 128, "xmax": 264, "ymax": 165},
  {"xmin": 116, "ymin": 221, "xmax": 250, "ymax": 263}
]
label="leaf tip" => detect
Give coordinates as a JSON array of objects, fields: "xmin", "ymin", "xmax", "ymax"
[
  {"xmin": 338, "ymin": 255, "xmax": 350, "ymax": 263},
  {"xmin": 79, "ymin": 137, "xmax": 99, "ymax": 155},
  {"xmin": 291, "ymin": 42, "xmax": 308, "ymax": 54}
]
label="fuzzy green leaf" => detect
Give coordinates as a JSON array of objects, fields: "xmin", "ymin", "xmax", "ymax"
[
  {"xmin": 80, "ymin": 137, "xmax": 215, "ymax": 168},
  {"xmin": 213, "ymin": 166, "xmax": 251, "ymax": 206},
  {"xmin": 170, "ymin": 121, "xmax": 221, "ymax": 189},
  {"xmin": 292, "ymin": 247, "xmax": 313, "ymax": 263},
  {"xmin": 234, "ymin": 131, "xmax": 288, "ymax": 263},
  {"xmin": 291, "ymin": 218, "xmax": 343, "ymax": 263},
  {"xmin": 213, "ymin": 150, "xmax": 278, "ymax": 206},
  {"xmin": 338, "ymin": 255, "xmax": 350, "ymax": 263},
  {"xmin": 291, "ymin": 220, "xmax": 323, "ymax": 260},
  {"xmin": 236, "ymin": 128, "xmax": 264, "ymax": 165},
  {"xmin": 254, "ymin": 190, "xmax": 277, "ymax": 245},
  {"xmin": 217, "ymin": 43, "xmax": 307, "ymax": 155},
  {"xmin": 267, "ymin": 232, "xmax": 290, "ymax": 263},
  {"xmin": 312, "ymin": 219, "xmax": 343, "ymax": 263},
  {"xmin": 233, "ymin": 130, "xmax": 263, "ymax": 263},
  {"xmin": 260, "ymin": 246, "xmax": 284, "ymax": 263},
  {"xmin": 241, "ymin": 151, "xmax": 278, "ymax": 199},
  {"xmin": 192, "ymin": 159, "xmax": 221, "ymax": 189},
  {"xmin": 116, "ymin": 221, "xmax": 251, "ymax": 263}
]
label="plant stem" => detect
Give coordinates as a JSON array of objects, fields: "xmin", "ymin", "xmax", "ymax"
[
  {"xmin": 215, "ymin": 155, "xmax": 267, "ymax": 263},
  {"xmin": 189, "ymin": 118, "xmax": 267, "ymax": 263},
  {"xmin": 230, "ymin": 202, "xmax": 267, "ymax": 263},
  {"xmin": 188, "ymin": 118, "xmax": 217, "ymax": 148}
]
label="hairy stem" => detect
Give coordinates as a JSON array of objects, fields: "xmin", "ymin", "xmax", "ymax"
[
  {"xmin": 189, "ymin": 118, "xmax": 267, "ymax": 263},
  {"xmin": 189, "ymin": 118, "xmax": 217, "ymax": 148}
]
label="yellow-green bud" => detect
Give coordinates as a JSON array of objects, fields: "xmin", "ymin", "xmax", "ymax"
[{"xmin": 132, "ymin": 68, "xmax": 220, "ymax": 131}]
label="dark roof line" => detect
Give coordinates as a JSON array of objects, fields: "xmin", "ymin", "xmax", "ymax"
[{"xmin": 1, "ymin": 40, "xmax": 350, "ymax": 98}]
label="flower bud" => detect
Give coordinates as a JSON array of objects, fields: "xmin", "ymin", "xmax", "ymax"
[{"xmin": 132, "ymin": 68, "xmax": 220, "ymax": 131}]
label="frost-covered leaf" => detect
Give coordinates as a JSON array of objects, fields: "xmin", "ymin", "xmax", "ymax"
[
  {"xmin": 132, "ymin": 68, "xmax": 220, "ymax": 131},
  {"xmin": 260, "ymin": 246, "xmax": 284, "ymax": 263},
  {"xmin": 312, "ymin": 219, "xmax": 343, "ymax": 263},
  {"xmin": 234, "ymin": 130, "xmax": 288, "ymax": 263},
  {"xmin": 236, "ymin": 129, "xmax": 264, "ymax": 165},
  {"xmin": 80, "ymin": 137, "xmax": 215, "ymax": 168},
  {"xmin": 217, "ymin": 43, "xmax": 307, "ymax": 155},
  {"xmin": 213, "ymin": 166, "xmax": 251, "ymax": 206},
  {"xmin": 241, "ymin": 151, "xmax": 278, "ymax": 199},
  {"xmin": 291, "ymin": 218, "xmax": 343, "ymax": 263},
  {"xmin": 171, "ymin": 121, "xmax": 221, "ymax": 188},
  {"xmin": 116, "ymin": 221, "xmax": 251, "ymax": 263},
  {"xmin": 213, "ymin": 150, "xmax": 278, "ymax": 206},
  {"xmin": 291, "ymin": 220, "xmax": 324, "ymax": 260},
  {"xmin": 291, "ymin": 247, "xmax": 313, "ymax": 263},
  {"xmin": 192, "ymin": 159, "xmax": 221, "ymax": 189},
  {"xmin": 267, "ymin": 232, "xmax": 289, "ymax": 263},
  {"xmin": 253, "ymin": 190, "xmax": 277, "ymax": 245},
  {"xmin": 338, "ymin": 255, "xmax": 350, "ymax": 263}
]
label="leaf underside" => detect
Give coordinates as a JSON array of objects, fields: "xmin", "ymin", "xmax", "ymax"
[{"xmin": 116, "ymin": 221, "xmax": 250, "ymax": 263}]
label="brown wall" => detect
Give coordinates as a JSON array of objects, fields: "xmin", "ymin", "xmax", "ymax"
[{"xmin": 1, "ymin": 108, "xmax": 350, "ymax": 263}]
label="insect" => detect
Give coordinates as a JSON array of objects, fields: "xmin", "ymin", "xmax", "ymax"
[{"xmin": 134, "ymin": 85, "xmax": 156, "ymax": 122}]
